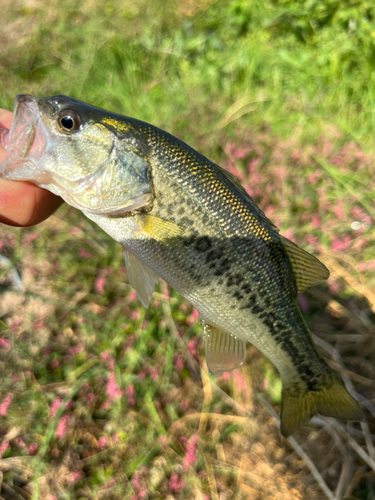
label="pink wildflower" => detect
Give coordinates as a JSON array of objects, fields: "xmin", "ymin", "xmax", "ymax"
[
  {"xmin": 311, "ymin": 214, "xmax": 321, "ymax": 229},
  {"xmin": 138, "ymin": 367, "xmax": 147, "ymax": 381},
  {"xmin": 65, "ymin": 399, "xmax": 74, "ymax": 410},
  {"xmin": 102, "ymin": 478, "xmax": 116, "ymax": 489},
  {"xmin": 0, "ymin": 337, "xmax": 10, "ymax": 349},
  {"xmin": 149, "ymin": 367, "xmax": 158, "ymax": 380},
  {"xmin": 86, "ymin": 393, "xmax": 95, "ymax": 403},
  {"xmin": 10, "ymin": 320, "xmax": 21, "ymax": 331},
  {"xmin": 98, "ymin": 437, "xmax": 107, "ymax": 449},
  {"xmin": 0, "ymin": 442, "xmax": 9, "ymax": 458},
  {"xmin": 181, "ymin": 398, "xmax": 190, "ymax": 410},
  {"xmin": 234, "ymin": 147, "xmax": 246, "ymax": 159},
  {"xmin": 100, "ymin": 350, "xmax": 109, "ymax": 360},
  {"xmin": 68, "ymin": 227, "xmax": 81, "ymax": 236},
  {"xmin": 15, "ymin": 438, "xmax": 26, "ymax": 448},
  {"xmin": 283, "ymin": 228, "xmax": 295, "ymax": 242},
  {"xmin": 33, "ymin": 319, "xmax": 44, "ymax": 330},
  {"xmin": 69, "ymin": 471, "xmax": 82, "ymax": 483},
  {"xmin": 182, "ymin": 434, "xmax": 199, "ymax": 470},
  {"xmin": 186, "ymin": 337, "xmax": 198, "ymax": 357},
  {"xmin": 174, "ymin": 355, "xmax": 185, "ymax": 372},
  {"xmin": 131, "ymin": 471, "xmax": 141, "ymax": 490},
  {"xmin": 127, "ymin": 290, "xmax": 138, "ymax": 303},
  {"xmin": 330, "ymin": 155, "xmax": 343, "ymax": 166},
  {"xmin": 186, "ymin": 308, "xmax": 199, "ymax": 326},
  {"xmin": 49, "ymin": 359, "xmax": 60, "ymax": 369},
  {"xmin": 220, "ymin": 371, "xmax": 231, "ymax": 381},
  {"xmin": 333, "ymin": 202, "xmax": 345, "ymax": 221},
  {"xmin": 247, "ymin": 157, "xmax": 259, "ymax": 173},
  {"xmin": 233, "ymin": 370, "xmax": 246, "ymax": 391},
  {"xmin": 55, "ymin": 414, "xmax": 69, "ymax": 439},
  {"xmin": 23, "ymin": 232, "xmax": 38, "ymax": 245},
  {"xmin": 126, "ymin": 384, "xmax": 135, "ymax": 407},
  {"xmin": 69, "ymin": 345, "xmax": 83, "ymax": 355},
  {"xmin": 330, "ymin": 235, "xmax": 352, "ymax": 252},
  {"xmin": 94, "ymin": 275, "xmax": 105, "ymax": 294},
  {"xmin": 101, "ymin": 477, "xmax": 116, "ymax": 488},
  {"xmin": 106, "ymin": 373, "xmax": 123, "ymax": 402},
  {"xmin": 179, "ymin": 436, "xmax": 187, "ymax": 447},
  {"xmin": 123, "ymin": 335, "xmax": 134, "ymax": 350},
  {"xmin": 305, "ymin": 234, "xmax": 319, "ymax": 246},
  {"xmin": 78, "ymin": 248, "xmax": 91, "ymax": 259},
  {"xmin": 129, "ymin": 310, "xmax": 140, "ymax": 321},
  {"xmin": 327, "ymin": 279, "xmax": 341, "ymax": 294},
  {"xmin": 158, "ymin": 434, "xmax": 168, "ymax": 449},
  {"xmin": 50, "ymin": 397, "xmax": 62, "ymax": 417},
  {"xmin": 357, "ymin": 261, "xmax": 367, "ymax": 272},
  {"xmin": 170, "ymin": 473, "xmax": 185, "ymax": 493},
  {"xmin": 0, "ymin": 393, "xmax": 13, "ymax": 416},
  {"xmin": 28, "ymin": 442, "xmax": 38, "ymax": 454}
]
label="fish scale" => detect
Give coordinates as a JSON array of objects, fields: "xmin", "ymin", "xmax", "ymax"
[{"xmin": 0, "ymin": 94, "xmax": 363, "ymax": 436}]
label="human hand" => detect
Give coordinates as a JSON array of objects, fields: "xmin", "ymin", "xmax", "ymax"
[{"xmin": 0, "ymin": 108, "xmax": 63, "ymax": 227}]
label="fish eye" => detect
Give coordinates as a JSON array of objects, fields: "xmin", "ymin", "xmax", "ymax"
[{"xmin": 57, "ymin": 110, "xmax": 81, "ymax": 132}]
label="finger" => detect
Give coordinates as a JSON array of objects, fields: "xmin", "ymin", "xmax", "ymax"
[
  {"xmin": 0, "ymin": 108, "xmax": 12, "ymax": 129},
  {"xmin": 0, "ymin": 109, "xmax": 12, "ymax": 162},
  {"xmin": 0, "ymin": 178, "xmax": 64, "ymax": 227}
]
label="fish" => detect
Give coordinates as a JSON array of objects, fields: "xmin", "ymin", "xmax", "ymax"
[{"xmin": 0, "ymin": 94, "xmax": 362, "ymax": 436}]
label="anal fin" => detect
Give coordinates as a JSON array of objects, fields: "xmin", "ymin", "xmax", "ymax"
[
  {"xmin": 202, "ymin": 320, "xmax": 246, "ymax": 375},
  {"xmin": 124, "ymin": 249, "xmax": 159, "ymax": 308}
]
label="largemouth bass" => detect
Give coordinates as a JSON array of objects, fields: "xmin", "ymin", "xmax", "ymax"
[{"xmin": 0, "ymin": 94, "xmax": 362, "ymax": 436}]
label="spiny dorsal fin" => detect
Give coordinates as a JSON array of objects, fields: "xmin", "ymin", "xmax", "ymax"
[
  {"xmin": 280, "ymin": 235, "xmax": 329, "ymax": 293},
  {"xmin": 124, "ymin": 248, "xmax": 159, "ymax": 308},
  {"xmin": 219, "ymin": 167, "xmax": 279, "ymax": 232},
  {"xmin": 202, "ymin": 320, "xmax": 246, "ymax": 375}
]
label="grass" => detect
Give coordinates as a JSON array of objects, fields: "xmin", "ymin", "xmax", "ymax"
[{"xmin": 0, "ymin": 0, "xmax": 375, "ymax": 498}]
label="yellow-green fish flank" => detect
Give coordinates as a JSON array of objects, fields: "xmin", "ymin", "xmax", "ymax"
[{"xmin": 0, "ymin": 94, "xmax": 363, "ymax": 436}]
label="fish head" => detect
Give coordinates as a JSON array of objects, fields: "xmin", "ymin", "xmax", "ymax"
[{"xmin": 0, "ymin": 94, "xmax": 153, "ymax": 215}]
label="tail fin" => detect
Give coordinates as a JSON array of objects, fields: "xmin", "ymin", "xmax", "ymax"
[{"xmin": 280, "ymin": 374, "xmax": 363, "ymax": 437}]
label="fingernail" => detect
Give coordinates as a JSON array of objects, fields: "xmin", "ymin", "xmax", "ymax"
[{"xmin": 0, "ymin": 127, "xmax": 9, "ymax": 147}]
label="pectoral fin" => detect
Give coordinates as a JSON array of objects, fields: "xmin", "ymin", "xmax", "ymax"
[
  {"xmin": 124, "ymin": 249, "xmax": 159, "ymax": 308},
  {"xmin": 138, "ymin": 214, "xmax": 182, "ymax": 242},
  {"xmin": 202, "ymin": 321, "xmax": 246, "ymax": 375}
]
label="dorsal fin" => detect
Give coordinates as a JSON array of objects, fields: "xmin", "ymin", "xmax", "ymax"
[
  {"xmin": 124, "ymin": 249, "xmax": 159, "ymax": 308},
  {"xmin": 219, "ymin": 167, "xmax": 279, "ymax": 232},
  {"xmin": 280, "ymin": 235, "xmax": 329, "ymax": 293},
  {"xmin": 202, "ymin": 320, "xmax": 246, "ymax": 375}
]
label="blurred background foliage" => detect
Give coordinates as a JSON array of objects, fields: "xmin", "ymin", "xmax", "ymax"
[{"xmin": 0, "ymin": 0, "xmax": 375, "ymax": 499}]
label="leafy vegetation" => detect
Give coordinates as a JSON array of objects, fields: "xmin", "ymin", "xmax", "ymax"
[{"xmin": 0, "ymin": 0, "xmax": 374, "ymax": 498}]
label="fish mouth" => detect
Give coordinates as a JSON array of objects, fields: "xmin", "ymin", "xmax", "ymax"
[{"xmin": 0, "ymin": 94, "xmax": 49, "ymax": 180}]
